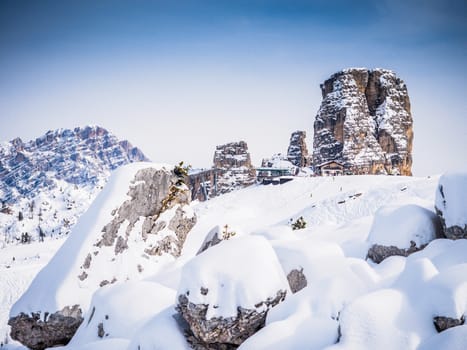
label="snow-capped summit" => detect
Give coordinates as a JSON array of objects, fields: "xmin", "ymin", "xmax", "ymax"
[
  {"xmin": 0, "ymin": 125, "xmax": 149, "ymax": 245},
  {"xmin": 0, "ymin": 125, "xmax": 148, "ymax": 203}
]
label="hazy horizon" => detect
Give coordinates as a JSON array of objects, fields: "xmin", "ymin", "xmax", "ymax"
[{"xmin": 1, "ymin": 0, "xmax": 466, "ymax": 175}]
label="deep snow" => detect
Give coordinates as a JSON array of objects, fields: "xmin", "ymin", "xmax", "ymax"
[{"xmin": 1, "ymin": 170, "xmax": 466, "ymax": 350}]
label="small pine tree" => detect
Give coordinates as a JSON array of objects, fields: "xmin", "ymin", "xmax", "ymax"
[
  {"xmin": 174, "ymin": 161, "xmax": 191, "ymax": 186},
  {"xmin": 18, "ymin": 211, "xmax": 23, "ymax": 221},
  {"xmin": 291, "ymin": 216, "xmax": 307, "ymax": 230},
  {"xmin": 222, "ymin": 224, "xmax": 236, "ymax": 240}
]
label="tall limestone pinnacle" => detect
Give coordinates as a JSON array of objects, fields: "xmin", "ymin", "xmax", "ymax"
[{"xmin": 313, "ymin": 68, "xmax": 413, "ymax": 175}]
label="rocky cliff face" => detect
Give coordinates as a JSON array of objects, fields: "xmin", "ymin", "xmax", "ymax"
[
  {"xmin": 0, "ymin": 125, "xmax": 148, "ymax": 245},
  {"xmin": 212, "ymin": 141, "xmax": 256, "ymax": 196},
  {"xmin": 189, "ymin": 141, "xmax": 256, "ymax": 201},
  {"xmin": 287, "ymin": 131, "xmax": 311, "ymax": 167},
  {"xmin": 313, "ymin": 68, "xmax": 413, "ymax": 175}
]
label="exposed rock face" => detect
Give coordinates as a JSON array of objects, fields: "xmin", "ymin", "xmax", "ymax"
[
  {"xmin": 212, "ymin": 141, "xmax": 256, "ymax": 196},
  {"xmin": 0, "ymin": 125, "xmax": 148, "ymax": 245},
  {"xmin": 188, "ymin": 141, "xmax": 256, "ymax": 201},
  {"xmin": 313, "ymin": 68, "xmax": 413, "ymax": 175},
  {"xmin": 367, "ymin": 241, "xmax": 426, "ymax": 264},
  {"xmin": 287, "ymin": 268, "xmax": 308, "ymax": 293},
  {"xmin": 8, "ymin": 305, "xmax": 83, "ymax": 350},
  {"xmin": 435, "ymin": 173, "xmax": 467, "ymax": 239},
  {"xmin": 433, "ymin": 316, "xmax": 465, "ymax": 333},
  {"xmin": 91, "ymin": 166, "xmax": 196, "ymax": 270},
  {"xmin": 287, "ymin": 131, "xmax": 311, "ymax": 167},
  {"xmin": 189, "ymin": 169, "xmax": 213, "ymax": 202},
  {"xmin": 9, "ymin": 164, "xmax": 196, "ymax": 350},
  {"xmin": 197, "ymin": 226, "xmax": 223, "ymax": 255},
  {"xmin": 177, "ymin": 291, "xmax": 287, "ymax": 349}
]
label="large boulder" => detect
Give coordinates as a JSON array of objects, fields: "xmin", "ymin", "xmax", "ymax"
[
  {"xmin": 9, "ymin": 163, "xmax": 196, "ymax": 349},
  {"xmin": 435, "ymin": 172, "xmax": 467, "ymax": 239},
  {"xmin": 367, "ymin": 204, "xmax": 442, "ymax": 263},
  {"xmin": 176, "ymin": 236, "xmax": 289, "ymax": 348},
  {"xmin": 8, "ymin": 306, "xmax": 83, "ymax": 350}
]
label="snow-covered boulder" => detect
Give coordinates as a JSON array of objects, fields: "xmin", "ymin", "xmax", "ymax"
[
  {"xmin": 435, "ymin": 172, "xmax": 467, "ymax": 239},
  {"xmin": 176, "ymin": 235, "xmax": 289, "ymax": 348},
  {"xmin": 367, "ymin": 204, "xmax": 442, "ymax": 263},
  {"xmin": 8, "ymin": 163, "xmax": 196, "ymax": 349}
]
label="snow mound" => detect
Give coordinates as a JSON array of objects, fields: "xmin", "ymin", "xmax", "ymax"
[
  {"xmin": 128, "ymin": 307, "xmax": 190, "ymax": 350},
  {"xmin": 368, "ymin": 204, "xmax": 440, "ymax": 248},
  {"xmin": 418, "ymin": 325, "xmax": 467, "ymax": 350},
  {"xmin": 328, "ymin": 289, "xmax": 433, "ymax": 350},
  {"xmin": 177, "ymin": 235, "xmax": 289, "ymax": 319},
  {"xmin": 68, "ymin": 281, "xmax": 175, "ymax": 346}
]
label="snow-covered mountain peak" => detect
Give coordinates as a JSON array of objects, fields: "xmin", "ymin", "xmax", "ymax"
[{"xmin": 0, "ymin": 125, "xmax": 149, "ymax": 246}]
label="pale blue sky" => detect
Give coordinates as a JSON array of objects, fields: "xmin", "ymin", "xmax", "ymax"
[{"xmin": 0, "ymin": 0, "xmax": 466, "ymax": 175}]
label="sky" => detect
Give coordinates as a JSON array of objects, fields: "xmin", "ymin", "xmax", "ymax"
[{"xmin": 0, "ymin": 0, "xmax": 466, "ymax": 175}]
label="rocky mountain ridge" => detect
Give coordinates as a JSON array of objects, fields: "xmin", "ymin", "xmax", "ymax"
[
  {"xmin": 0, "ymin": 125, "xmax": 147, "ymax": 203},
  {"xmin": 0, "ymin": 125, "xmax": 148, "ymax": 245}
]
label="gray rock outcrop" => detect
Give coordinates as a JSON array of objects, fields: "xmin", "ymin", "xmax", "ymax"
[
  {"xmin": 197, "ymin": 226, "xmax": 223, "ymax": 255},
  {"xmin": 313, "ymin": 68, "xmax": 413, "ymax": 175},
  {"xmin": 8, "ymin": 305, "xmax": 83, "ymax": 350},
  {"xmin": 433, "ymin": 315, "xmax": 465, "ymax": 333},
  {"xmin": 435, "ymin": 173, "xmax": 467, "ymax": 239},
  {"xmin": 177, "ymin": 291, "xmax": 286, "ymax": 349},
  {"xmin": 287, "ymin": 268, "xmax": 308, "ymax": 293},
  {"xmin": 367, "ymin": 241, "xmax": 426, "ymax": 264},
  {"xmin": 287, "ymin": 131, "xmax": 311, "ymax": 167}
]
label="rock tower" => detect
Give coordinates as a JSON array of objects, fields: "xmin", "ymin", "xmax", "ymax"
[{"xmin": 313, "ymin": 68, "xmax": 413, "ymax": 175}]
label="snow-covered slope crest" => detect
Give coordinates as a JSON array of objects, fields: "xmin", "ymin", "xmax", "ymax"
[
  {"xmin": 8, "ymin": 162, "xmax": 197, "ymax": 349},
  {"xmin": 0, "ymin": 125, "xmax": 148, "ymax": 246}
]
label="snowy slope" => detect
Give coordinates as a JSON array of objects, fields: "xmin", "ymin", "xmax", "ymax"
[
  {"xmin": 2, "ymin": 173, "xmax": 467, "ymax": 349},
  {"xmin": 9, "ymin": 162, "xmax": 181, "ymax": 316}
]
